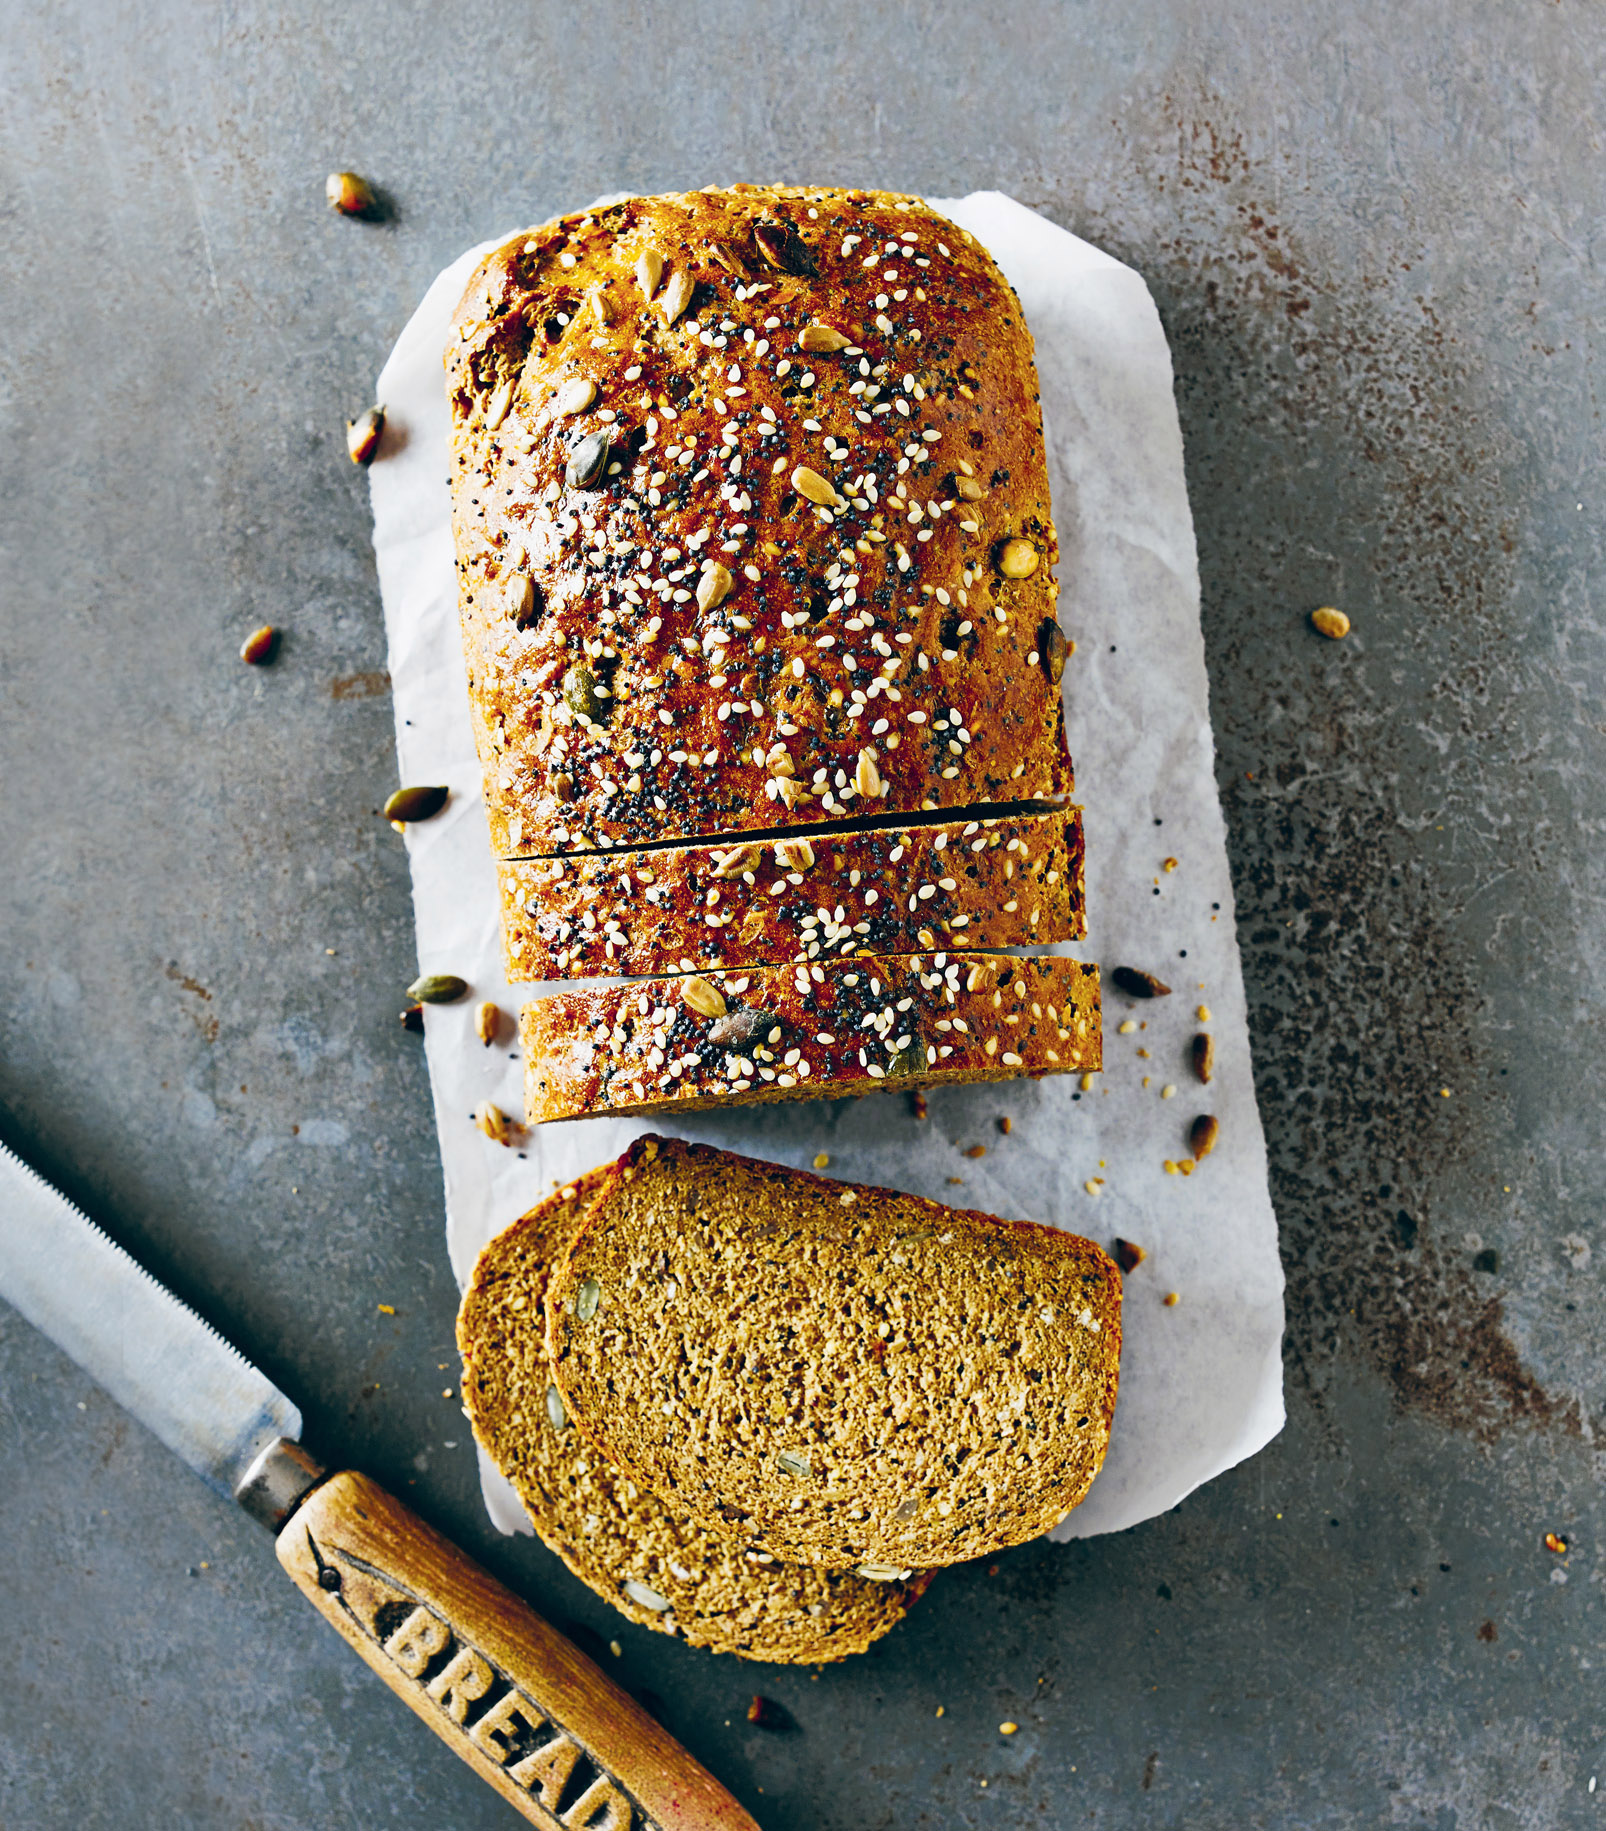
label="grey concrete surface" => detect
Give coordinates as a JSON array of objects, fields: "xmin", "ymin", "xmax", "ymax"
[{"xmin": 1, "ymin": 2, "xmax": 1602, "ymax": 1826}]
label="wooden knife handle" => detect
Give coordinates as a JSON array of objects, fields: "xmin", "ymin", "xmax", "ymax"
[{"xmin": 278, "ymin": 1470, "xmax": 759, "ymax": 1831}]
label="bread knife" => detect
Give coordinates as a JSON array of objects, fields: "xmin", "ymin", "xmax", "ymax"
[{"xmin": 0, "ymin": 1140, "xmax": 758, "ymax": 1831}]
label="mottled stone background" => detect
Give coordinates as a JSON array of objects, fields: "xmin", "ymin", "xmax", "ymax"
[{"xmin": 2, "ymin": 3, "xmax": 1601, "ymax": 1826}]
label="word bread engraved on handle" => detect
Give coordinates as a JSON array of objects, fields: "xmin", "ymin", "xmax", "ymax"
[{"xmin": 305, "ymin": 1530, "xmax": 659, "ymax": 1831}]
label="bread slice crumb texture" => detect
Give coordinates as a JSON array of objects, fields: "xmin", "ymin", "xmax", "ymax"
[
  {"xmin": 547, "ymin": 1137, "xmax": 1122, "ymax": 1569},
  {"xmin": 457, "ymin": 1172, "xmax": 931, "ymax": 1662},
  {"xmin": 521, "ymin": 949, "xmax": 1099, "ymax": 1124}
]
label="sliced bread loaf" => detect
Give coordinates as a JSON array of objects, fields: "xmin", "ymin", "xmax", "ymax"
[
  {"xmin": 546, "ymin": 1137, "xmax": 1122, "ymax": 1569},
  {"xmin": 458, "ymin": 1173, "xmax": 932, "ymax": 1662},
  {"xmin": 498, "ymin": 806, "xmax": 1084, "ymax": 982},
  {"xmin": 520, "ymin": 951, "xmax": 1100, "ymax": 1124}
]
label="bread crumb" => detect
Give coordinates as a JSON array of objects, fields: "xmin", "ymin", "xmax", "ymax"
[
  {"xmin": 1000, "ymin": 1721, "xmax": 1019, "ymax": 1736},
  {"xmin": 997, "ymin": 1115, "xmax": 1012, "ymax": 1135},
  {"xmin": 1117, "ymin": 1019, "xmax": 1138, "ymax": 1035},
  {"xmin": 377, "ymin": 1303, "xmax": 394, "ymax": 1315},
  {"xmin": 935, "ymin": 1704, "xmax": 945, "ymax": 1717},
  {"xmin": 1196, "ymin": 1004, "xmax": 1211, "ymax": 1022},
  {"xmin": 1164, "ymin": 1291, "xmax": 1180, "ymax": 1307},
  {"xmin": 1079, "ymin": 1071, "xmax": 1098, "ymax": 1091},
  {"xmin": 963, "ymin": 1144, "xmax": 987, "ymax": 1159}
]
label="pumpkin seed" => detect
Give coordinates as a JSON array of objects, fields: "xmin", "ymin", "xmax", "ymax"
[
  {"xmin": 325, "ymin": 170, "xmax": 376, "ymax": 217},
  {"xmin": 660, "ymin": 268, "xmax": 695, "ymax": 326},
  {"xmin": 407, "ymin": 973, "xmax": 468, "ymax": 1003},
  {"xmin": 635, "ymin": 248, "xmax": 664, "ymax": 300},
  {"xmin": 798, "ymin": 324, "xmax": 851, "ymax": 353},
  {"xmin": 576, "ymin": 1277, "xmax": 602, "ymax": 1321},
  {"xmin": 622, "ymin": 1578, "xmax": 671, "ymax": 1612},
  {"xmin": 953, "ymin": 475, "xmax": 986, "ymax": 502},
  {"xmin": 1192, "ymin": 1032, "xmax": 1214, "ymax": 1083},
  {"xmin": 681, "ymin": 976, "xmax": 728, "ymax": 1019},
  {"xmin": 696, "ymin": 562, "xmax": 734, "ymax": 612},
  {"xmin": 1312, "ymin": 606, "xmax": 1350, "ymax": 639},
  {"xmin": 753, "ymin": 220, "xmax": 816, "ymax": 276},
  {"xmin": 853, "ymin": 748, "xmax": 883, "ymax": 799},
  {"xmin": 384, "ymin": 784, "xmax": 449, "ymax": 823},
  {"xmin": 886, "ymin": 1039, "xmax": 928, "ymax": 1078},
  {"xmin": 565, "ymin": 429, "xmax": 611, "ymax": 489},
  {"xmin": 346, "ymin": 406, "xmax": 384, "ymax": 465},
  {"xmin": 790, "ymin": 465, "xmax": 840, "ymax": 508},
  {"xmin": 240, "ymin": 624, "xmax": 278, "ymax": 666},
  {"xmin": 708, "ymin": 1007, "xmax": 772, "ymax": 1048},
  {"xmin": 775, "ymin": 1450, "xmax": 811, "ymax": 1479},
  {"xmin": 552, "ymin": 771, "xmax": 575, "ymax": 802},
  {"xmin": 475, "ymin": 1001, "xmax": 501, "ymax": 1047},
  {"xmin": 856, "ymin": 1563, "xmax": 914, "ymax": 1581},
  {"xmin": 997, "ymin": 537, "xmax": 1039, "ymax": 579},
  {"xmin": 1041, "ymin": 618, "xmax": 1068, "ymax": 686},
  {"xmin": 1111, "ymin": 966, "xmax": 1171, "ymax": 999},
  {"xmin": 554, "ymin": 376, "xmax": 597, "ymax": 416},
  {"xmin": 1190, "ymin": 1113, "xmax": 1219, "ymax": 1161},
  {"xmin": 564, "ymin": 663, "xmax": 608, "ymax": 725},
  {"xmin": 545, "ymin": 1383, "xmax": 567, "ymax": 1429}
]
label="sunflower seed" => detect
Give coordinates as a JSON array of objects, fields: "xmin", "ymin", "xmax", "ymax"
[
  {"xmin": 1041, "ymin": 618, "xmax": 1068, "ymax": 686},
  {"xmin": 622, "ymin": 1578, "xmax": 670, "ymax": 1612},
  {"xmin": 681, "ymin": 976, "xmax": 728, "ymax": 1019},
  {"xmin": 1192, "ymin": 1033, "xmax": 1215, "ymax": 1083},
  {"xmin": 856, "ymin": 1563, "xmax": 914, "ymax": 1581},
  {"xmin": 325, "ymin": 171, "xmax": 376, "ymax": 217},
  {"xmin": 565, "ymin": 430, "xmax": 611, "ymax": 488},
  {"xmin": 476, "ymin": 1101, "xmax": 514, "ymax": 1145},
  {"xmin": 587, "ymin": 287, "xmax": 614, "ymax": 327},
  {"xmin": 790, "ymin": 465, "xmax": 839, "ymax": 507},
  {"xmin": 484, "ymin": 379, "xmax": 515, "ymax": 431},
  {"xmin": 346, "ymin": 406, "xmax": 384, "ymax": 465},
  {"xmin": 383, "ymin": 784, "xmax": 449, "ymax": 823},
  {"xmin": 475, "ymin": 1001, "xmax": 501, "ymax": 1047},
  {"xmin": 1111, "ymin": 966, "xmax": 1171, "ymax": 999},
  {"xmin": 696, "ymin": 562, "xmax": 734, "ymax": 611},
  {"xmin": 545, "ymin": 1383, "xmax": 567, "ymax": 1429},
  {"xmin": 576, "ymin": 1277, "xmax": 602, "ymax": 1321},
  {"xmin": 753, "ymin": 220, "xmax": 816, "ymax": 276},
  {"xmin": 798, "ymin": 324, "xmax": 851, "ymax": 353},
  {"xmin": 854, "ymin": 748, "xmax": 883, "ymax": 799},
  {"xmin": 711, "ymin": 844, "xmax": 764, "ymax": 880},
  {"xmin": 775, "ymin": 1450, "xmax": 811, "ymax": 1479},
  {"xmin": 240, "ymin": 624, "xmax": 278, "ymax": 666},
  {"xmin": 997, "ymin": 537, "xmax": 1039, "ymax": 579},
  {"xmin": 407, "ymin": 973, "xmax": 468, "ymax": 1003},
  {"xmin": 553, "ymin": 376, "xmax": 597, "ymax": 417},
  {"xmin": 953, "ymin": 475, "xmax": 986, "ymax": 501},
  {"xmin": 708, "ymin": 241, "xmax": 750, "ymax": 279},
  {"xmin": 660, "ymin": 268, "xmax": 695, "ymax": 326},
  {"xmin": 635, "ymin": 248, "xmax": 664, "ymax": 300},
  {"xmin": 1190, "ymin": 1113, "xmax": 1219, "ymax": 1161},
  {"xmin": 773, "ymin": 838, "xmax": 815, "ymax": 871}
]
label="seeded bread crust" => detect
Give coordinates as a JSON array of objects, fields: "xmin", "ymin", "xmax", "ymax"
[
  {"xmin": 519, "ymin": 952, "xmax": 1100, "ymax": 1125},
  {"xmin": 445, "ymin": 184, "xmax": 1070, "ymax": 859},
  {"xmin": 458, "ymin": 1174, "xmax": 931, "ymax": 1662},
  {"xmin": 547, "ymin": 1137, "xmax": 1122, "ymax": 1569},
  {"xmin": 499, "ymin": 807, "xmax": 1085, "ymax": 982}
]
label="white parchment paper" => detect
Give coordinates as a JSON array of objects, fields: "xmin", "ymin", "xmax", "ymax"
[{"xmin": 368, "ymin": 193, "xmax": 1285, "ymax": 1544}]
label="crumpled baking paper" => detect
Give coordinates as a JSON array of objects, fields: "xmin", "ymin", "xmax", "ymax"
[{"xmin": 368, "ymin": 192, "xmax": 1285, "ymax": 1544}]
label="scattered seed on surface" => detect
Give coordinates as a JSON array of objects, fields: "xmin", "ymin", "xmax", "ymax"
[
  {"xmin": 407, "ymin": 973, "xmax": 468, "ymax": 1004},
  {"xmin": 1192, "ymin": 1033, "xmax": 1215, "ymax": 1083},
  {"xmin": 240, "ymin": 624, "xmax": 279, "ymax": 666},
  {"xmin": 1312, "ymin": 606, "xmax": 1351, "ymax": 639},
  {"xmin": 1112, "ymin": 966, "xmax": 1172, "ymax": 999},
  {"xmin": 791, "ymin": 464, "xmax": 840, "ymax": 508},
  {"xmin": 635, "ymin": 248, "xmax": 665, "ymax": 300},
  {"xmin": 1113, "ymin": 1238, "xmax": 1146, "ymax": 1273},
  {"xmin": 660, "ymin": 268, "xmax": 695, "ymax": 326},
  {"xmin": 346, "ymin": 406, "xmax": 384, "ymax": 465},
  {"xmin": 1190, "ymin": 1113, "xmax": 1220, "ymax": 1161},
  {"xmin": 383, "ymin": 784, "xmax": 448, "ymax": 823},
  {"xmin": 475, "ymin": 1001, "xmax": 501, "ymax": 1047},
  {"xmin": 325, "ymin": 171, "xmax": 376, "ymax": 217},
  {"xmin": 1164, "ymin": 1291, "xmax": 1180, "ymax": 1307},
  {"xmin": 476, "ymin": 1101, "xmax": 514, "ymax": 1145},
  {"xmin": 399, "ymin": 1004, "xmax": 424, "ymax": 1033}
]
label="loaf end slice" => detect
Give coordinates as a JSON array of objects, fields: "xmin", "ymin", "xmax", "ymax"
[
  {"xmin": 458, "ymin": 1173, "xmax": 932, "ymax": 1662},
  {"xmin": 499, "ymin": 806, "xmax": 1085, "ymax": 982},
  {"xmin": 520, "ymin": 950, "xmax": 1099, "ymax": 1124},
  {"xmin": 547, "ymin": 1137, "xmax": 1122, "ymax": 1569}
]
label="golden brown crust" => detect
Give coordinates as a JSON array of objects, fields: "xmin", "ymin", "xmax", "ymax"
[
  {"xmin": 444, "ymin": 185, "xmax": 1070, "ymax": 858},
  {"xmin": 498, "ymin": 806, "xmax": 1085, "ymax": 981},
  {"xmin": 547, "ymin": 1137, "xmax": 1122, "ymax": 1568},
  {"xmin": 519, "ymin": 951, "xmax": 1100, "ymax": 1124},
  {"xmin": 457, "ymin": 1174, "xmax": 932, "ymax": 1662}
]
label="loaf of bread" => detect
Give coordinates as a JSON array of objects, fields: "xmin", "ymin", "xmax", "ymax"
[
  {"xmin": 498, "ymin": 806, "xmax": 1084, "ymax": 981},
  {"xmin": 546, "ymin": 1137, "xmax": 1121, "ymax": 1569},
  {"xmin": 445, "ymin": 185, "xmax": 1070, "ymax": 861},
  {"xmin": 520, "ymin": 952, "xmax": 1099, "ymax": 1124},
  {"xmin": 457, "ymin": 1174, "xmax": 932, "ymax": 1661}
]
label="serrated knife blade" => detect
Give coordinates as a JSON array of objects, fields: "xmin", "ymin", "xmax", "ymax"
[{"xmin": 0, "ymin": 1140, "xmax": 300, "ymax": 1497}]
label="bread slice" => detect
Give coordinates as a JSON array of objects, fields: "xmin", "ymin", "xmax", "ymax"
[
  {"xmin": 498, "ymin": 806, "xmax": 1084, "ymax": 982},
  {"xmin": 458, "ymin": 1174, "xmax": 931, "ymax": 1662},
  {"xmin": 519, "ymin": 951, "xmax": 1100, "ymax": 1124},
  {"xmin": 546, "ymin": 1138, "xmax": 1121, "ymax": 1569},
  {"xmin": 445, "ymin": 185, "xmax": 1071, "ymax": 860}
]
